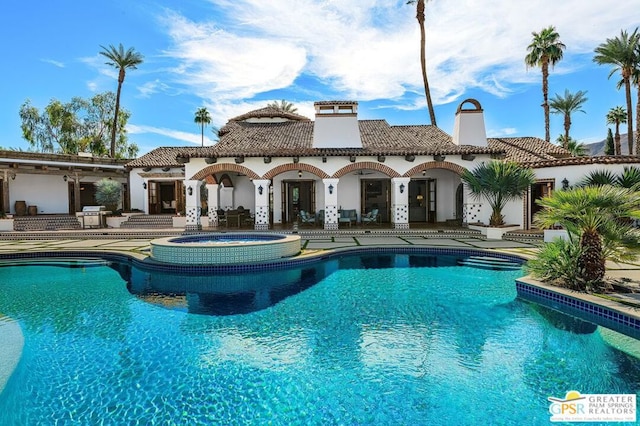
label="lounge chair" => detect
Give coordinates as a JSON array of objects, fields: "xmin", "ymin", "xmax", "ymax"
[
  {"xmin": 299, "ymin": 210, "xmax": 316, "ymax": 226},
  {"xmin": 362, "ymin": 208, "xmax": 380, "ymax": 226}
]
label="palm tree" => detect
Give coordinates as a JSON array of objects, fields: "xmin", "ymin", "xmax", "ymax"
[
  {"xmin": 580, "ymin": 166, "xmax": 640, "ymax": 189},
  {"xmin": 556, "ymin": 135, "xmax": 587, "ymax": 156},
  {"xmin": 99, "ymin": 44, "xmax": 144, "ymax": 158},
  {"xmin": 407, "ymin": 0, "xmax": 437, "ymax": 126},
  {"xmin": 593, "ymin": 29, "xmax": 640, "ymax": 156},
  {"xmin": 534, "ymin": 185, "xmax": 640, "ymax": 286},
  {"xmin": 267, "ymin": 100, "xmax": 298, "ymax": 113},
  {"xmin": 525, "ymin": 26, "xmax": 566, "ymax": 143},
  {"xmin": 461, "ymin": 161, "xmax": 536, "ymax": 226},
  {"xmin": 606, "ymin": 106, "xmax": 627, "ymax": 155},
  {"xmin": 194, "ymin": 107, "xmax": 211, "ymax": 147},
  {"xmin": 549, "ymin": 89, "xmax": 588, "ymax": 148}
]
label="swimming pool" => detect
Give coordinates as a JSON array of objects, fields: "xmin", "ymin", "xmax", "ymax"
[{"xmin": 0, "ymin": 250, "xmax": 638, "ymax": 424}]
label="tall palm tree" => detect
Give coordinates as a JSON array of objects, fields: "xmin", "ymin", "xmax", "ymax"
[
  {"xmin": 194, "ymin": 107, "xmax": 211, "ymax": 147},
  {"xmin": 407, "ymin": 0, "xmax": 437, "ymax": 126},
  {"xmin": 99, "ymin": 44, "xmax": 144, "ymax": 158},
  {"xmin": 525, "ymin": 26, "xmax": 566, "ymax": 143},
  {"xmin": 593, "ymin": 29, "xmax": 639, "ymax": 156},
  {"xmin": 534, "ymin": 185, "xmax": 640, "ymax": 286},
  {"xmin": 549, "ymin": 89, "xmax": 588, "ymax": 148},
  {"xmin": 606, "ymin": 106, "xmax": 627, "ymax": 155},
  {"xmin": 461, "ymin": 161, "xmax": 536, "ymax": 226},
  {"xmin": 267, "ymin": 100, "xmax": 298, "ymax": 113}
]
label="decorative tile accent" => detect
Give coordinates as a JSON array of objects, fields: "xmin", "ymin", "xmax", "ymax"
[
  {"xmin": 208, "ymin": 208, "xmax": 219, "ymax": 226},
  {"xmin": 255, "ymin": 205, "xmax": 269, "ymax": 227},
  {"xmin": 464, "ymin": 203, "xmax": 482, "ymax": 224},
  {"xmin": 324, "ymin": 205, "xmax": 338, "ymax": 229},
  {"xmin": 516, "ymin": 280, "xmax": 640, "ymax": 339}
]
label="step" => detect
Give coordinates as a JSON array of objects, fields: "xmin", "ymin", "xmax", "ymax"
[{"xmin": 457, "ymin": 256, "xmax": 522, "ymax": 271}]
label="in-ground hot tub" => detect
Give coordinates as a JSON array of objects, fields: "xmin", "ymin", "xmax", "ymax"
[{"xmin": 149, "ymin": 233, "xmax": 301, "ymax": 265}]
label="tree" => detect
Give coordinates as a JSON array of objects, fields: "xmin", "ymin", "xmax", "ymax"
[
  {"xmin": 94, "ymin": 178, "xmax": 123, "ymax": 213},
  {"xmin": 593, "ymin": 29, "xmax": 639, "ymax": 156},
  {"xmin": 18, "ymin": 93, "xmax": 137, "ymax": 158},
  {"xmin": 194, "ymin": 107, "xmax": 211, "ymax": 147},
  {"xmin": 580, "ymin": 166, "xmax": 640, "ymax": 189},
  {"xmin": 267, "ymin": 100, "xmax": 298, "ymax": 113},
  {"xmin": 461, "ymin": 161, "xmax": 536, "ymax": 226},
  {"xmin": 549, "ymin": 89, "xmax": 588, "ymax": 147},
  {"xmin": 525, "ymin": 26, "xmax": 566, "ymax": 143},
  {"xmin": 534, "ymin": 185, "xmax": 640, "ymax": 287},
  {"xmin": 605, "ymin": 128, "xmax": 615, "ymax": 156},
  {"xmin": 556, "ymin": 135, "xmax": 587, "ymax": 156},
  {"xmin": 99, "ymin": 44, "xmax": 143, "ymax": 158},
  {"xmin": 606, "ymin": 106, "xmax": 627, "ymax": 155},
  {"xmin": 407, "ymin": 0, "xmax": 437, "ymax": 126}
]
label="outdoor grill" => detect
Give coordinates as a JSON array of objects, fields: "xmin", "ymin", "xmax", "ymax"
[{"xmin": 77, "ymin": 205, "xmax": 110, "ymax": 229}]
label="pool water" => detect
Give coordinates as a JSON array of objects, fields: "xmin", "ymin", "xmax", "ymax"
[{"xmin": 0, "ymin": 253, "xmax": 638, "ymax": 425}]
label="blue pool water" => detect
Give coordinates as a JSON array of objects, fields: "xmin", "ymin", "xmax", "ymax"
[
  {"xmin": 0, "ymin": 252, "xmax": 638, "ymax": 425},
  {"xmin": 170, "ymin": 233, "xmax": 285, "ymax": 244}
]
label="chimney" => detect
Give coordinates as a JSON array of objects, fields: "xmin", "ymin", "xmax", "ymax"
[
  {"xmin": 452, "ymin": 99, "xmax": 488, "ymax": 147},
  {"xmin": 312, "ymin": 101, "xmax": 363, "ymax": 148}
]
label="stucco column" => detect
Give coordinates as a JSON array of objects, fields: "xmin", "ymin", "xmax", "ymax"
[
  {"xmin": 391, "ymin": 177, "xmax": 410, "ymax": 229},
  {"xmin": 206, "ymin": 183, "xmax": 219, "ymax": 226},
  {"xmin": 322, "ymin": 178, "xmax": 339, "ymax": 230},
  {"xmin": 253, "ymin": 179, "xmax": 270, "ymax": 230},
  {"xmin": 184, "ymin": 179, "xmax": 202, "ymax": 231}
]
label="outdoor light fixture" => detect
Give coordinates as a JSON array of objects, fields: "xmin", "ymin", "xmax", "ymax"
[
  {"xmin": 63, "ymin": 175, "xmax": 68, "ymax": 182},
  {"xmin": 349, "ymin": 155, "xmax": 356, "ymax": 162},
  {"xmin": 399, "ymin": 183, "xmax": 405, "ymax": 193},
  {"xmin": 434, "ymin": 154, "xmax": 445, "ymax": 162},
  {"xmin": 143, "ymin": 182, "xmax": 147, "ymax": 190},
  {"xmin": 328, "ymin": 184, "xmax": 334, "ymax": 194},
  {"xmin": 293, "ymin": 156, "xmax": 299, "ymax": 163},
  {"xmin": 562, "ymin": 178, "xmax": 569, "ymax": 190},
  {"xmin": 298, "ymin": 170, "xmax": 303, "ymax": 178},
  {"xmin": 263, "ymin": 157, "xmax": 271, "ymax": 164},
  {"xmin": 10, "ymin": 173, "xmax": 16, "ymax": 180},
  {"xmin": 422, "ymin": 170, "xmax": 426, "ymax": 176},
  {"xmin": 258, "ymin": 185, "xmax": 263, "ymax": 195},
  {"xmin": 188, "ymin": 186, "xmax": 193, "ymax": 196},
  {"xmin": 322, "ymin": 156, "xmax": 327, "ymax": 163},
  {"xmin": 377, "ymin": 155, "xmax": 386, "ymax": 163},
  {"xmin": 405, "ymin": 155, "xmax": 415, "ymax": 162}
]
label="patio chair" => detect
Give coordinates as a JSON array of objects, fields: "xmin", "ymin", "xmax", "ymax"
[
  {"xmin": 299, "ymin": 210, "xmax": 316, "ymax": 227},
  {"xmin": 362, "ymin": 208, "xmax": 380, "ymax": 226},
  {"xmin": 339, "ymin": 209, "xmax": 357, "ymax": 227}
]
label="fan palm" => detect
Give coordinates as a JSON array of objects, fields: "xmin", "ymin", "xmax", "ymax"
[
  {"xmin": 606, "ymin": 106, "xmax": 627, "ymax": 155},
  {"xmin": 267, "ymin": 100, "xmax": 298, "ymax": 113},
  {"xmin": 525, "ymin": 26, "xmax": 566, "ymax": 143},
  {"xmin": 99, "ymin": 44, "xmax": 144, "ymax": 158},
  {"xmin": 556, "ymin": 135, "xmax": 587, "ymax": 156},
  {"xmin": 580, "ymin": 166, "xmax": 640, "ymax": 189},
  {"xmin": 549, "ymin": 89, "xmax": 588, "ymax": 148},
  {"xmin": 407, "ymin": 0, "xmax": 437, "ymax": 126},
  {"xmin": 461, "ymin": 161, "xmax": 536, "ymax": 226},
  {"xmin": 194, "ymin": 107, "xmax": 211, "ymax": 147},
  {"xmin": 534, "ymin": 186, "xmax": 640, "ymax": 286},
  {"xmin": 593, "ymin": 29, "xmax": 639, "ymax": 156}
]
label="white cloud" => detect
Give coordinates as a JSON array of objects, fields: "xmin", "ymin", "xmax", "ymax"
[
  {"xmin": 41, "ymin": 58, "xmax": 64, "ymax": 68},
  {"xmin": 128, "ymin": 124, "xmax": 214, "ymax": 146},
  {"xmin": 487, "ymin": 127, "xmax": 518, "ymax": 138}
]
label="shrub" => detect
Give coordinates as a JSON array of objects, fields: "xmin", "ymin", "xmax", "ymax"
[
  {"xmin": 94, "ymin": 178, "xmax": 122, "ymax": 214},
  {"xmin": 526, "ymin": 238, "xmax": 585, "ymax": 291}
]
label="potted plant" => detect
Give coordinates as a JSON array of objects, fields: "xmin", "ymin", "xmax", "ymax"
[{"xmin": 461, "ymin": 161, "xmax": 536, "ymax": 239}]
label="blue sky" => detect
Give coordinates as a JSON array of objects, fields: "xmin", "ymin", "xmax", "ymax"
[{"xmin": 1, "ymin": 0, "xmax": 637, "ymax": 155}]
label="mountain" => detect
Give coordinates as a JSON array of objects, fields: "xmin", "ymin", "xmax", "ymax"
[{"xmin": 584, "ymin": 133, "xmax": 636, "ymax": 156}]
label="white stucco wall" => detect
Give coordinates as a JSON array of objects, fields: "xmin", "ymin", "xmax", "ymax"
[{"xmin": 9, "ymin": 174, "xmax": 68, "ymax": 214}]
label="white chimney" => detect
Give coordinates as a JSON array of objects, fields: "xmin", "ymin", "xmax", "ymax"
[
  {"xmin": 452, "ymin": 99, "xmax": 488, "ymax": 147},
  {"xmin": 312, "ymin": 101, "xmax": 363, "ymax": 148}
]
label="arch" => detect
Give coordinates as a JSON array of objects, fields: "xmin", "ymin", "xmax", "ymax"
[
  {"xmin": 404, "ymin": 161, "xmax": 467, "ymax": 177},
  {"xmin": 190, "ymin": 163, "xmax": 260, "ymax": 181},
  {"xmin": 456, "ymin": 98, "xmax": 483, "ymax": 113},
  {"xmin": 263, "ymin": 163, "xmax": 330, "ymax": 180},
  {"xmin": 332, "ymin": 161, "xmax": 400, "ymax": 178}
]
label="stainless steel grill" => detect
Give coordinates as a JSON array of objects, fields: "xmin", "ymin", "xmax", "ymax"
[{"xmin": 77, "ymin": 206, "xmax": 110, "ymax": 228}]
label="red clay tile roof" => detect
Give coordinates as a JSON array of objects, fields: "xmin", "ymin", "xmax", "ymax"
[{"xmin": 226, "ymin": 106, "xmax": 311, "ymax": 124}]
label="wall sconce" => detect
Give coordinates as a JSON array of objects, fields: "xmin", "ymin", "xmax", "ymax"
[
  {"xmin": 349, "ymin": 155, "xmax": 356, "ymax": 162},
  {"xmin": 188, "ymin": 186, "xmax": 193, "ymax": 196},
  {"xmin": 416, "ymin": 194, "xmax": 424, "ymax": 201},
  {"xmin": 263, "ymin": 157, "xmax": 271, "ymax": 164},
  {"xmin": 422, "ymin": 170, "xmax": 426, "ymax": 176},
  {"xmin": 377, "ymin": 155, "xmax": 386, "ymax": 163},
  {"xmin": 143, "ymin": 182, "xmax": 147, "ymax": 189},
  {"xmin": 258, "ymin": 185, "xmax": 263, "ymax": 195},
  {"xmin": 562, "ymin": 178, "xmax": 569, "ymax": 190},
  {"xmin": 434, "ymin": 154, "xmax": 445, "ymax": 162},
  {"xmin": 298, "ymin": 170, "xmax": 303, "ymax": 178},
  {"xmin": 63, "ymin": 175, "xmax": 68, "ymax": 182},
  {"xmin": 293, "ymin": 156, "xmax": 299, "ymax": 163},
  {"xmin": 322, "ymin": 156, "xmax": 327, "ymax": 163},
  {"xmin": 328, "ymin": 184, "xmax": 334, "ymax": 194},
  {"xmin": 399, "ymin": 183, "xmax": 405, "ymax": 193}
]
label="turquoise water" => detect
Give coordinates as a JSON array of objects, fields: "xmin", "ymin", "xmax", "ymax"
[{"xmin": 0, "ymin": 254, "xmax": 638, "ymax": 425}]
